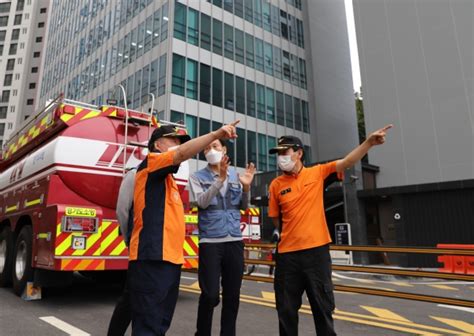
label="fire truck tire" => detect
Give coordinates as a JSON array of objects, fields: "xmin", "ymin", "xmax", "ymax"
[
  {"xmin": 12, "ymin": 226, "xmax": 34, "ymax": 296},
  {"xmin": 0, "ymin": 226, "xmax": 14, "ymax": 287}
]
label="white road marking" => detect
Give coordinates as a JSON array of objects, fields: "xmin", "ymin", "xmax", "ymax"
[
  {"xmin": 181, "ymin": 276, "xmax": 197, "ymax": 280},
  {"xmin": 39, "ymin": 316, "xmax": 90, "ymax": 336},
  {"xmin": 437, "ymin": 305, "xmax": 474, "ymax": 314}
]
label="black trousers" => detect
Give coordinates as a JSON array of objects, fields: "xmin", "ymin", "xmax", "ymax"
[
  {"xmin": 274, "ymin": 244, "xmax": 337, "ymax": 336},
  {"xmin": 107, "ymin": 276, "xmax": 131, "ymax": 336},
  {"xmin": 128, "ymin": 260, "xmax": 181, "ymax": 336},
  {"xmin": 195, "ymin": 241, "xmax": 244, "ymax": 336}
]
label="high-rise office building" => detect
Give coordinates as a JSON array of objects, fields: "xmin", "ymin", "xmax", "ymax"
[
  {"xmin": 38, "ymin": 0, "xmax": 357, "ymax": 173},
  {"xmin": 0, "ymin": 0, "xmax": 49, "ymax": 147}
]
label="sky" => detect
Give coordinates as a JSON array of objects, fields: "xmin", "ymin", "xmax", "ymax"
[{"xmin": 344, "ymin": 0, "xmax": 362, "ymax": 93}]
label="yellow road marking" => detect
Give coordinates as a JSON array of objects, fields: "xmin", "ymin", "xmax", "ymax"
[
  {"xmin": 189, "ymin": 281, "xmax": 200, "ymax": 289},
  {"xmin": 391, "ymin": 281, "xmax": 414, "ymax": 287},
  {"xmin": 261, "ymin": 291, "xmax": 275, "ymax": 301},
  {"xmin": 360, "ymin": 305, "xmax": 412, "ymax": 322},
  {"xmin": 430, "ymin": 316, "xmax": 474, "ymax": 334},
  {"xmin": 428, "ymin": 285, "xmax": 458, "ymax": 291},
  {"xmin": 355, "ymin": 279, "xmax": 375, "ymax": 284},
  {"xmin": 179, "ymin": 285, "xmax": 453, "ymax": 335}
]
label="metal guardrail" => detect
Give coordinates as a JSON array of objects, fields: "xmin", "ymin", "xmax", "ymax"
[
  {"xmin": 237, "ymin": 243, "xmax": 474, "ymax": 308},
  {"xmin": 245, "ymin": 243, "xmax": 474, "ymax": 256}
]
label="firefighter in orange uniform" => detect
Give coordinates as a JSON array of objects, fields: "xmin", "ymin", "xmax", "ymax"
[
  {"xmin": 128, "ymin": 121, "xmax": 239, "ymax": 335},
  {"xmin": 268, "ymin": 125, "xmax": 392, "ymax": 336}
]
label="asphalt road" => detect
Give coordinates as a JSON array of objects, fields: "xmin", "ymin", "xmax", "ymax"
[{"xmin": 0, "ymin": 269, "xmax": 473, "ymax": 335}]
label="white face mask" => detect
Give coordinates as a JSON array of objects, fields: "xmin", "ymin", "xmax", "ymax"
[
  {"xmin": 278, "ymin": 155, "xmax": 296, "ymax": 172},
  {"xmin": 205, "ymin": 149, "xmax": 223, "ymax": 165}
]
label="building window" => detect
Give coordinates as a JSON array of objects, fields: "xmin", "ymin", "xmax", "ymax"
[
  {"xmin": 246, "ymin": 80, "xmax": 255, "ymax": 117},
  {"xmin": 276, "ymin": 91, "xmax": 285, "ymax": 126},
  {"xmin": 11, "ymin": 28, "xmax": 20, "ymax": 40},
  {"xmin": 14, "ymin": 14, "xmax": 21, "ymax": 25},
  {"xmin": 255, "ymin": 38, "xmax": 264, "ymax": 72},
  {"xmin": 234, "ymin": 0, "xmax": 244, "ymax": 18},
  {"xmin": 6, "ymin": 59, "xmax": 14, "ymax": 70},
  {"xmin": 285, "ymin": 94, "xmax": 293, "ymax": 128},
  {"xmin": 1, "ymin": 90, "xmax": 10, "ymax": 103},
  {"xmin": 256, "ymin": 84, "xmax": 265, "ymax": 120},
  {"xmin": 0, "ymin": 16, "xmax": 8, "ymax": 27},
  {"xmin": 187, "ymin": 7, "xmax": 199, "ymax": 46},
  {"xmin": 244, "ymin": 0, "xmax": 253, "ymax": 22},
  {"xmin": 266, "ymin": 88, "xmax": 275, "ymax": 123},
  {"xmin": 152, "ymin": 8, "xmax": 161, "ymax": 47},
  {"xmin": 40, "ymin": 8, "xmax": 47, "ymax": 14},
  {"xmin": 38, "ymin": 22, "xmax": 44, "ymax": 28},
  {"xmin": 12, "ymin": 89, "xmax": 17, "ymax": 96},
  {"xmin": 254, "ymin": 0, "xmax": 262, "ymax": 27},
  {"xmin": 199, "ymin": 63, "xmax": 211, "ymax": 104},
  {"xmin": 236, "ymin": 128, "xmax": 246, "ymax": 167},
  {"xmin": 3, "ymin": 74, "xmax": 13, "ymax": 86},
  {"xmin": 245, "ymin": 33, "xmax": 254, "ymax": 68},
  {"xmin": 274, "ymin": 46, "xmax": 282, "ymax": 79},
  {"xmin": 302, "ymin": 100, "xmax": 310, "ymax": 133},
  {"xmin": 186, "ymin": 59, "xmax": 198, "ymax": 100},
  {"xmin": 0, "ymin": 30, "xmax": 6, "ymax": 42},
  {"xmin": 17, "ymin": 57, "xmax": 22, "ymax": 64},
  {"xmin": 224, "ymin": 24, "xmax": 233, "ymax": 60},
  {"xmin": 16, "ymin": 0, "xmax": 25, "ymax": 11},
  {"xmin": 0, "ymin": 124, "xmax": 5, "ymax": 136},
  {"xmin": 235, "ymin": 76, "xmax": 245, "ymax": 114},
  {"xmin": 0, "ymin": 44, "xmax": 3, "ymax": 56},
  {"xmin": 171, "ymin": 54, "xmax": 185, "ymax": 96},
  {"xmin": 158, "ymin": 53, "xmax": 167, "ymax": 96},
  {"xmin": 0, "ymin": 106, "xmax": 6, "ymax": 119},
  {"xmin": 294, "ymin": 97, "xmax": 302, "ymax": 131},
  {"xmin": 264, "ymin": 42, "xmax": 273, "ymax": 75},
  {"xmin": 200, "ymin": 13, "xmax": 211, "ymax": 51},
  {"xmin": 9, "ymin": 43, "xmax": 17, "ymax": 55},
  {"xmin": 174, "ymin": 2, "xmax": 186, "ymax": 41},
  {"xmin": 212, "ymin": 68, "xmax": 222, "ymax": 107},
  {"xmin": 235, "ymin": 29, "xmax": 244, "ymax": 64},
  {"xmin": 7, "ymin": 122, "xmax": 13, "ymax": 130},
  {"xmin": 224, "ymin": 72, "xmax": 234, "ymax": 110},
  {"xmin": 247, "ymin": 130, "xmax": 257, "ymax": 166},
  {"xmin": 22, "ymin": 27, "xmax": 26, "ymax": 33},
  {"xmin": 14, "ymin": 73, "xmax": 19, "ymax": 80},
  {"xmin": 149, "ymin": 59, "xmax": 158, "ymax": 95},
  {"xmin": 24, "ymin": 13, "xmax": 29, "ymax": 19},
  {"xmin": 35, "ymin": 36, "xmax": 42, "ymax": 43},
  {"xmin": 10, "ymin": 105, "xmax": 14, "ymax": 112},
  {"xmin": 26, "ymin": 98, "xmax": 34, "ymax": 105},
  {"xmin": 33, "ymin": 51, "xmax": 40, "ymax": 58},
  {"xmin": 19, "ymin": 42, "xmax": 24, "ymax": 49},
  {"xmin": 262, "ymin": 1, "xmax": 271, "ymax": 32},
  {"xmin": 271, "ymin": 5, "xmax": 280, "ymax": 36},
  {"xmin": 31, "ymin": 67, "xmax": 38, "ymax": 73},
  {"xmin": 144, "ymin": 16, "xmax": 153, "ymax": 53},
  {"xmin": 0, "ymin": 3, "xmax": 11, "ymax": 13},
  {"xmin": 258, "ymin": 134, "xmax": 268, "ymax": 170},
  {"xmin": 212, "ymin": 18, "xmax": 222, "ymax": 55},
  {"xmin": 268, "ymin": 136, "xmax": 277, "ymax": 170},
  {"xmin": 29, "ymin": 82, "xmax": 35, "ymax": 89}
]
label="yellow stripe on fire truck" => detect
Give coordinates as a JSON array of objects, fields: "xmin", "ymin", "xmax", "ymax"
[
  {"xmin": 55, "ymin": 220, "xmax": 127, "ymax": 257},
  {"xmin": 183, "ymin": 236, "xmax": 199, "ymax": 257}
]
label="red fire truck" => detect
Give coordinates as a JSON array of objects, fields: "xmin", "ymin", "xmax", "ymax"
[{"xmin": 0, "ymin": 96, "xmax": 261, "ymax": 297}]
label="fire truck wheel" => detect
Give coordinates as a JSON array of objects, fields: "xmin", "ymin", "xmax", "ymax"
[
  {"xmin": 0, "ymin": 226, "xmax": 14, "ymax": 287},
  {"xmin": 12, "ymin": 226, "xmax": 34, "ymax": 296}
]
